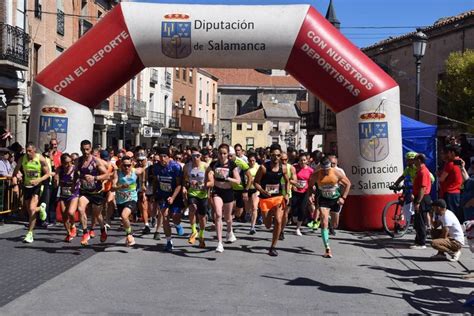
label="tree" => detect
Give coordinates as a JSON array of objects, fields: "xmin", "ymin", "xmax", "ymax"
[{"xmin": 437, "ymin": 49, "xmax": 474, "ymax": 133}]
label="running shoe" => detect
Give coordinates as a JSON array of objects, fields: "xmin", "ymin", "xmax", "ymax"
[
  {"xmin": 81, "ymin": 232, "xmax": 90, "ymax": 246},
  {"xmin": 313, "ymin": 220, "xmax": 321, "ymax": 230},
  {"xmin": 154, "ymin": 231, "xmax": 161, "ymax": 240},
  {"xmin": 151, "ymin": 217, "xmax": 157, "ymax": 228},
  {"xmin": 430, "ymin": 253, "xmax": 446, "ymax": 260},
  {"xmin": 409, "ymin": 244, "xmax": 427, "ymax": 249},
  {"xmin": 165, "ymin": 240, "xmax": 174, "ymax": 252},
  {"xmin": 38, "ymin": 202, "xmax": 47, "ymax": 221},
  {"xmin": 329, "ymin": 226, "xmax": 336, "ymax": 236},
  {"xmin": 105, "ymin": 223, "xmax": 111, "ymax": 230},
  {"xmin": 307, "ymin": 221, "xmax": 315, "ymax": 228},
  {"xmin": 23, "ymin": 231, "xmax": 34, "ymax": 243},
  {"xmin": 64, "ymin": 234, "xmax": 73, "ymax": 242},
  {"xmin": 188, "ymin": 231, "xmax": 198, "ymax": 245},
  {"xmin": 323, "ymin": 248, "xmax": 333, "ymax": 258},
  {"xmin": 126, "ymin": 235, "xmax": 136, "ymax": 247},
  {"xmin": 268, "ymin": 247, "xmax": 278, "ymax": 257},
  {"xmin": 215, "ymin": 242, "xmax": 224, "ymax": 253},
  {"xmin": 296, "ymin": 228, "xmax": 303, "ymax": 236},
  {"xmin": 449, "ymin": 250, "xmax": 461, "ymax": 262},
  {"xmin": 279, "ymin": 231, "xmax": 285, "ymax": 240},
  {"xmin": 175, "ymin": 224, "xmax": 184, "ymax": 236},
  {"xmin": 249, "ymin": 228, "xmax": 257, "ymax": 235},
  {"xmin": 100, "ymin": 228, "xmax": 107, "ymax": 243},
  {"xmin": 226, "ymin": 231, "xmax": 237, "ymax": 243},
  {"xmin": 70, "ymin": 226, "xmax": 77, "ymax": 238},
  {"xmin": 89, "ymin": 230, "xmax": 96, "ymax": 238},
  {"xmin": 142, "ymin": 225, "xmax": 151, "ymax": 235},
  {"xmin": 256, "ymin": 215, "xmax": 263, "ymax": 225},
  {"xmin": 198, "ymin": 238, "xmax": 206, "ymax": 249}
]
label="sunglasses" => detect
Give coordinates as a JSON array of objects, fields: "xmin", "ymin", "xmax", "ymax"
[
  {"xmin": 192, "ymin": 154, "xmax": 201, "ymax": 158},
  {"xmin": 271, "ymin": 154, "xmax": 281, "ymax": 158},
  {"xmin": 123, "ymin": 164, "xmax": 132, "ymax": 167}
]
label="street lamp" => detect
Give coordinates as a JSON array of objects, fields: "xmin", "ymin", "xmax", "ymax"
[{"xmin": 412, "ymin": 29, "xmax": 428, "ymax": 121}]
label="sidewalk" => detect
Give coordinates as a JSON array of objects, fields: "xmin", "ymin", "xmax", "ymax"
[{"xmin": 0, "ymin": 221, "xmax": 472, "ymax": 315}]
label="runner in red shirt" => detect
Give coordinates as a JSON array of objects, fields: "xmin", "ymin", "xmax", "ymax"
[{"xmin": 439, "ymin": 145, "xmax": 463, "ymax": 221}]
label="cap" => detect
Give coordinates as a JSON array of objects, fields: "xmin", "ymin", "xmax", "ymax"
[
  {"xmin": 405, "ymin": 151, "xmax": 417, "ymax": 159},
  {"xmin": 200, "ymin": 148, "xmax": 209, "ymax": 156},
  {"xmin": 125, "ymin": 151, "xmax": 134, "ymax": 158},
  {"xmin": 321, "ymin": 159, "xmax": 331, "ymax": 170},
  {"xmin": 157, "ymin": 147, "xmax": 169, "ymax": 156},
  {"xmin": 229, "ymin": 146, "xmax": 236, "ymax": 156},
  {"xmin": 100, "ymin": 150, "xmax": 110, "ymax": 161},
  {"xmin": 432, "ymin": 199, "xmax": 447, "ymax": 209}
]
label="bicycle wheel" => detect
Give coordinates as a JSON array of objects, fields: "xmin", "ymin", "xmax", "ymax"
[{"xmin": 382, "ymin": 200, "xmax": 409, "ymax": 238}]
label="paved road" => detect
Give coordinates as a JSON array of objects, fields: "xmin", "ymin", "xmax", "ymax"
[{"xmin": 0, "ymin": 221, "xmax": 472, "ymax": 315}]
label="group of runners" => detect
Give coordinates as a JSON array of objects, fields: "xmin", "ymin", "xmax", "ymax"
[{"xmin": 13, "ymin": 140, "xmax": 351, "ymax": 257}]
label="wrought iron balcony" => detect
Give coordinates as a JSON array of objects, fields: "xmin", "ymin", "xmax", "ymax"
[
  {"xmin": 147, "ymin": 111, "xmax": 165, "ymax": 128},
  {"xmin": 203, "ymin": 123, "xmax": 214, "ymax": 134},
  {"xmin": 169, "ymin": 117, "xmax": 179, "ymax": 128},
  {"xmin": 115, "ymin": 95, "xmax": 147, "ymax": 118},
  {"xmin": 0, "ymin": 23, "xmax": 30, "ymax": 69}
]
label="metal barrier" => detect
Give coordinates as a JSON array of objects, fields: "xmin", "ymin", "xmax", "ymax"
[{"xmin": 0, "ymin": 177, "xmax": 21, "ymax": 215}]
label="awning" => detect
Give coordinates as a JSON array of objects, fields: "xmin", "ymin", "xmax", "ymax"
[{"xmin": 174, "ymin": 132, "xmax": 200, "ymax": 140}]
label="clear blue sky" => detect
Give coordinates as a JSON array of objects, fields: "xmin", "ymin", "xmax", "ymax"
[{"xmin": 133, "ymin": 0, "xmax": 473, "ymax": 47}]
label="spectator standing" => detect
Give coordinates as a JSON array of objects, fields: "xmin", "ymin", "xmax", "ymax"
[
  {"xmin": 410, "ymin": 154, "xmax": 432, "ymax": 249},
  {"xmin": 0, "ymin": 148, "xmax": 13, "ymax": 176},
  {"xmin": 439, "ymin": 145, "xmax": 464, "ymax": 222}
]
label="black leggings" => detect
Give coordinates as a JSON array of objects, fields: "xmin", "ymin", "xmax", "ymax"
[{"xmin": 291, "ymin": 191, "xmax": 307, "ymax": 222}]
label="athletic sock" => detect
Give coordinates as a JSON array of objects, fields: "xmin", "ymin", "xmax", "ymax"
[
  {"xmin": 125, "ymin": 227, "xmax": 132, "ymax": 235},
  {"xmin": 199, "ymin": 229, "xmax": 204, "ymax": 239},
  {"xmin": 166, "ymin": 236, "xmax": 172, "ymax": 242},
  {"xmin": 191, "ymin": 223, "xmax": 197, "ymax": 234},
  {"xmin": 322, "ymin": 228, "xmax": 330, "ymax": 249}
]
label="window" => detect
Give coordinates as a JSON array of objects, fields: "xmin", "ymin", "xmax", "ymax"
[
  {"xmin": 257, "ymin": 123, "xmax": 263, "ymax": 131},
  {"xmin": 98, "ymin": 11, "xmax": 103, "ymax": 18},
  {"xmin": 272, "ymin": 137, "xmax": 279, "ymax": 144},
  {"xmin": 289, "ymin": 121, "xmax": 296, "ymax": 131},
  {"xmin": 199, "ymin": 78, "xmax": 202, "ymax": 104},
  {"xmin": 175, "ymin": 67, "xmax": 180, "ymax": 79},
  {"xmin": 182, "ymin": 68, "xmax": 187, "ymax": 81},
  {"xmin": 246, "ymin": 138, "xmax": 254, "ymax": 151},
  {"xmin": 189, "ymin": 69, "xmax": 193, "ymax": 83},
  {"xmin": 247, "ymin": 123, "xmax": 252, "ymax": 131},
  {"xmin": 33, "ymin": 43, "xmax": 41, "ymax": 76},
  {"xmin": 206, "ymin": 92, "xmax": 209, "ymax": 106},
  {"xmin": 57, "ymin": 10, "xmax": 65, "ymax": 35},
  {"xmin": 34, "ymin": 0, "xmax": 42, "ymax": 19},
  {"xmin": 236, "ymin": 123, "xmax": 242, "ymax": 131},
  {"xmin": 272, "ymin": 121, "xmax": 279, "ymax": 132},
  {"xmin": 56, "ymin": 45, "xmax": 64, "ymax": 56},
  {"xmin": 236, "ymin": 99, "xmax": 242, "ymax": 115}
]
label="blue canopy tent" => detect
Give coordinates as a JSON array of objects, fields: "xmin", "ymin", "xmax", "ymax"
[{"xmin": 401, "ymin": 115, "xmax": 438, "ymax": 199}]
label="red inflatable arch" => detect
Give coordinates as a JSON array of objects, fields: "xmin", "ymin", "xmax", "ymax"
[{"xmin": 30, "ymin": 3, "xmax": 403, "ymax": 230}]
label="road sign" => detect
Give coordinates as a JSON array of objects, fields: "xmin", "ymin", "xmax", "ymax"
[{"xmin": 143, "ymin": 126, "xmax": 153, "ymax": 137}]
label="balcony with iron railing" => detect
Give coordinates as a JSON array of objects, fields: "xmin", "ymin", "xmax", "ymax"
[
  {"xmin": 0, "ymin": 23, "xmax": 29, "ymax": 70},
  {"xmin": 169, "ymin": 117, "xmax": 179, "ymax": 129},
  {"xmin": 114, "ymin": 95, "xmax": 146, "ymax": 118},
  {"xmin": 147, "ymin": 111, "xmax": 165, "ymax": 128},
  {"xmin": 203, "ymin": 123, "xmax": 214, "ymax": 134}
]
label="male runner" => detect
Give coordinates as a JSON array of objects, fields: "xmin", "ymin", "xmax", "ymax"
[
  {"xmin": 12, "ymin": 142, "xmax": 50, "ymax": 243},
  {"xmin": 75, "ymin": 140, "xmax": 110, "ymax": 246}
]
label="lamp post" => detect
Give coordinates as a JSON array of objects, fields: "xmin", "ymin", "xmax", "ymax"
[{"xmin": 412, "ymin": 29, "xmax": 428, "ymax": 121}]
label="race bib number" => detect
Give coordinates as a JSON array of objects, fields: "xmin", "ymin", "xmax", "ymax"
[
  {"xmin": 26, "ymin": 171, "xmax": 39, "ymax": 178},
  {"xmin": 265, "ymin": 184, "xmax": 280, "ymax": 195},
  {"xmin": 81, "ymin": 179, "xmax": 96, "ymax": 190},
  {"xmin": 297, "ymin": 180, "xmax": 307, "ymax": 189},
  {"xmin": 190, "ymin": 180, "xmax": 205, "ymax": 191},
  {"xmin": 159, "ymin": 182, "xmax": 172, "ymax": 192},
  {"xmin": 321, "ymin": 186, "xmax": 337, "ymax": 199},
  {"xmin": 117, "ymin": 190, "xmax": 131, "ymax": 201},
  {"xmin": 215, "ymin": 167, "xmax": 230, "ymax": 180},
  {"xmin": 61, "ymin": 186, "xmax": 73, "ymax": 197}
]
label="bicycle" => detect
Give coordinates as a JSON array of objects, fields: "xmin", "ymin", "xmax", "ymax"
[{"xmin": 382, "ymin": 185, "xmax": 410, "ymax": 238}]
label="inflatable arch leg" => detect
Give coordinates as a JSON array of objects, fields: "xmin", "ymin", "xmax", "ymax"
[{"xmin": 31, "ymin": 3, "xmax": 402, "ymax": 230}]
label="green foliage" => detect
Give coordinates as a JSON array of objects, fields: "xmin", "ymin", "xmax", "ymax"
[{"xmin": 437, "ymin": 49, "xmax": 474, "ymax": 132}]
